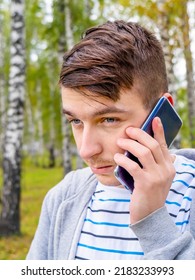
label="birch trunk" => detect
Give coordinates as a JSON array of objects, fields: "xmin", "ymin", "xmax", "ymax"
[
  {"xmin": 64, "ymin": 0, "xmax": 84, "ymax": 170},
  {"xmin": 0, "ymin": 0, "xmax": 25, "ymax": 235},
  {"xmin": 182, "ymin": 1, "xmax": 195, "ymax": 147},
  {"xmin": 0, "ymin": 14, "xmax": 6, "ymax": 153},
  {"xmin": 48, "ymin": 89, "xmax": 56, "ymax": 168},
  {"xmin": 57, "ymin": 0, "xmax": 72, "ymax": 174}
]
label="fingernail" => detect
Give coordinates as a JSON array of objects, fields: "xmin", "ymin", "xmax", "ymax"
[{"xmin": 156, "ymin": 117, "xmax": 162, "ymax": 126}]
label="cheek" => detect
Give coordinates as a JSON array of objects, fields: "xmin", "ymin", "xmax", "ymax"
[{"xmin": 107, "ymin": 130, "xmax": 127, "ymax": 153}]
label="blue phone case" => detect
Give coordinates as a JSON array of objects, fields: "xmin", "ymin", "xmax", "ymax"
[{"xmin": 114, "ymin": 96, "xmax": 183, "ymax": 192}]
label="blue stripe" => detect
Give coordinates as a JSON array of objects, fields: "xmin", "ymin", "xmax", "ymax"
[
  {"xmin": 176, "ymin": 171, "xmax": 195, "ymax": 178},
  {"xmin": 97, "ymin": 198, "xmax": 130, "ymax": 202},
  {"xmin": 172, "ymin": 180, "xmax": 189, "ymax": 187},
  {"xmin": 165, "ymin": 200, "xmax": 181, "ymax": 207},
  {"xmin": 175, "ymin": 220, "xmax": 189, "ymax": 226},
  {"xmin": 78, "ymin": 243, "xmax": 144, "ymax": 255},
  {"xmin": 182, "ymin": 163, "xmax": 195, "ymax": 169},
  {"xmin": 84, "ymin": 218, "xmax": 129, "ymax": 227},
  {"xmin": 183, "ymin": 196, "xmax": 192, "ymax": 201}
]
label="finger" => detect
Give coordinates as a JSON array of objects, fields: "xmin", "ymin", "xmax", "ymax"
[
  {"xmin": 152, "ymin": 117, "xmax": 170, "ymax": 160},
  {"xmin": 116, "ymin": 137, "xmax": 156, "ymax": 167},
  {"xmin": 125, "ymin": 126, "xmax": 165, "ymax": 165},
  {"xmin": 114, "ymin": 152, "xmax": 142, "ymax": 178}
]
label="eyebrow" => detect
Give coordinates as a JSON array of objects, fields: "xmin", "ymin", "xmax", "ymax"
[{"xmin": 62, "ymin": 106, "xmax": 129, "ymax": 118}]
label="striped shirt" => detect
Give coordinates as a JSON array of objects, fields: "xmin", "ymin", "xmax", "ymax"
[{"xmin": 75, "ymin": 155, "xmax": 195, "ymax": 260}]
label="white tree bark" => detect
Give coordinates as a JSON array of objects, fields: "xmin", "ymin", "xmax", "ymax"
[
  {"xmin": 1, "ymin": 0, "xmax": 25, "ymax": 235},
  {"xmin": 0, "ymin": 12, "xmax": 6, "ymax": 153}
]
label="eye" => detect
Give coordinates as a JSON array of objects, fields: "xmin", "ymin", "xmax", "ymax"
[
  {"xmin": 104, "ymin": 117, "xmax": 119, "ymax": 123},
  {"xmin": 104, "ymin": 117, "xmax": 118, "ymax": 123},
  {"xmin": 68, "ymin": 119, "xmax": 82, "ymax": 125},
  {"xmin": 102, "ymin": 117, "xmax": 120, "ymax": 126}
]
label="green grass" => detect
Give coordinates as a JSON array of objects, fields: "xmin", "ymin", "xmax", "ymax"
[{"xmin": 0, "ymin": 163, "xmax": 64, "ymax": 260}]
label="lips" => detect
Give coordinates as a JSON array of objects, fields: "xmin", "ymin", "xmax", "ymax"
[{"xmin": 90, "ymin": 165, "xmax": 114, "ymax": 175}]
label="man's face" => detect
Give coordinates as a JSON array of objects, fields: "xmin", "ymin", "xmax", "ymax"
[{"xmin": 61, "ymin": 87, "xmax": 150, "ymax": 187}]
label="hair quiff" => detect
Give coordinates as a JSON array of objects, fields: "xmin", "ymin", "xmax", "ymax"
[{"xmin": 59, "ymin": 20, "xmax": 168, "ymax": 109}]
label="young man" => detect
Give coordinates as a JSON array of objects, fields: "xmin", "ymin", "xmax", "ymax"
[{"xmin": 27, "ymin": 20, "xmax": 195, "ymax": 259}]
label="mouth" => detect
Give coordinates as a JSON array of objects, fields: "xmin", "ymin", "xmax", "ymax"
[{"xmin": 90, "ymin": 165, "xmax": 114, "ymax": 175}]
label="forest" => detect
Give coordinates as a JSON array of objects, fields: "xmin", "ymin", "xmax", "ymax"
[{"xmin": 0, "ymin": 0, "xmax": 195, "ymax": 259}]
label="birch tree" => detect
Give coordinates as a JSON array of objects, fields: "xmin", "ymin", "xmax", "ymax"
[
  {"xmin": 0, "ymin": 6, "xmax": 6, "ymax": 153},
  {"xmin": 54, "ymin": 0, "xmax": 73, "ymax": 174},
  {"xmin": 0, "ymin": 1, "xmax": 10, "ymax": 160},
  {"xmin": 0, "ymin": 0, "xmax": 25, "ymax": 235},
  {"xmin": 181, "ymin": 0, "xmax": 195, "ymax": 147},
  {"xmin": 157, "ymin": 1, "xmax": 176, "ymax": 98}
]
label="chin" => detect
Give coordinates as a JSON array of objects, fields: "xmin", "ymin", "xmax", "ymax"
[{"xmin": 95, "ymin": 174, "xmax": 122, "ymax": 187}]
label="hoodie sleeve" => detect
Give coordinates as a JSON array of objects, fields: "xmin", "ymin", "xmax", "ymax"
[{"xmin": 130, "ymin": 206, "xmax": 195, "ymax": 259}]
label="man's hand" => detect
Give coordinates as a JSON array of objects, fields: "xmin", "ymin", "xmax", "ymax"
[{"xmin": 114, "ymin": 117, "xmax": 176, "ymax": 224}]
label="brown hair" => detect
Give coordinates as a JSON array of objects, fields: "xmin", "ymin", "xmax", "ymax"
[{"xmin": 59, "ymin": 20, "xmax": 168, "ymax": 109}]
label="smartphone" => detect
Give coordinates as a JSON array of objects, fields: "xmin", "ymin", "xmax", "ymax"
[{"xmin": 114, "ymin": 96, "xmax": 183, "ymax": 193}]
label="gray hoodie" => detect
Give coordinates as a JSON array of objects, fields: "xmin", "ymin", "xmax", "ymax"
[{"xmin": 27, "ymin": 153, "xmax": 195, "ymax": 260}]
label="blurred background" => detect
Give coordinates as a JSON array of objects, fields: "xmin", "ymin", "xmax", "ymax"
[{"xmin": 0, "ymin": 0, "xmax": 195, "ymax": 259}]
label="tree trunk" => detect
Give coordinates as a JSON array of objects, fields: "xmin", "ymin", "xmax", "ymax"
[
  {"xmin": 0, "ymin": 16, "xmax": 6, "ymax": 156},
  {"xmin": 157, "ymin": 1, "xmax": 176, "ymax": 98},
  {"xmin": 0, "ymin": 0, "xmax": 25, "ymax": 235},
  {"xmin": 181, "ymin": 1, "xmax": 195, "ymax": 147},
  {"xmin": 57, "ymin": 0, "xmax": 73, "ymax": 174},
  {"xmin": 48, "ymin": 89, "xmax": 56, "ymax": 168}
]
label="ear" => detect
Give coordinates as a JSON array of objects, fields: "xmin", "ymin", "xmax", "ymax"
[{"xmin": 163, "ymin": 93, "xmax": 174, "ymax": 106}]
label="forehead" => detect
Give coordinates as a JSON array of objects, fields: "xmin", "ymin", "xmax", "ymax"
[{"xmin": 61, "ymin": 87, "xmax": 145, "ymax": 119}]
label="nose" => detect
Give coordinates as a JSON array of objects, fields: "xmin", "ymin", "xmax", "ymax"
[{"xmin": 78, "ymin": 126, "xmax": 102, "ymax": 160}]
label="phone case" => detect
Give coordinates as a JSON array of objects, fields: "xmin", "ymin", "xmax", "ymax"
[{"xmin": 114, "ymin": 96, "xmax": 183, "ymax": 192}]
